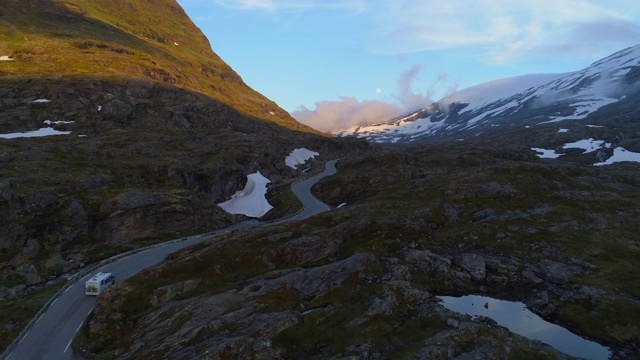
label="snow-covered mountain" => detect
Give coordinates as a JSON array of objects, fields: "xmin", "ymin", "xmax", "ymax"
[{"xmin": 337, "ymin": 44, "xmax": 640, "ymax": 143}]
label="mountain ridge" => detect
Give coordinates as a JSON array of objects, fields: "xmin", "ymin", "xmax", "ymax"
[
  {"xmin": 338, "ymin": 44, "xmax": 640, "ymax": 143},
  {"xmin": 0, "ymin": 0, "xmax": 319, "ymax": 133}
]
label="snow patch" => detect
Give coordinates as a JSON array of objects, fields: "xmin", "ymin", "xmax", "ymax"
[
  {"xmin": 44, "ymin": 120, "xmax": 74, "ymax": 125},
  {"xmin": 0, "ymin": 56, "xmax": 14, "ymax": 61},
  {"xmin": 558, "ymin": 129, "xmax": 569, "ymax": 133},
  {"xmin": 531, "ymin": 148, "xmax": 563, "ymax": 159},
  {"xmin": 31, "ymin": 99, "xmax": 51, "ymax": 103},
  {"xmin": 217, "ymin": 172, "xmax": 273, "ymax": 218},
  {"xmin": 0, "ymin": 128, "xmax": 72, "ymax": 139},
  {"xmin": 594, "ymin": 147, "xmax": 640, "ymax": 166},
  {"xmin": 285, "ymin": 148, "xmax": 319, "ymax": 169},
  {"xmin": 563, "ymin": 138, "xmax": 610, "ymax": 153},
  {"xmin": 539, "ymin": 97, "xmax": 618, "ymax": 124},
  {"xmin": 440, "ymin": 73, "xmax": 566, "ymax": 114}
]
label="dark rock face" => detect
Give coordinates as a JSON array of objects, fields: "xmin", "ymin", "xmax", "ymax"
[
  {"xmin": 0, "ymin": 77, "xmax": 371, "ymax": 296},
  {"xmin": 89, "ymin": 253, "xmax": 375, "ymax": 359}
]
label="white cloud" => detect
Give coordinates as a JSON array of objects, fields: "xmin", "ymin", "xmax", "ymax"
[
  {"xmin": 369, "ymin": 0, "xmax": 640, "ymax": 64},
  {"xmin": 292, "ymin": 96, "xmax": 402, "ymax": 133},
  {"xmin": 214, "ymin": 0, "xmax": 366, "ymax": 12},
  {"xmin": 292, "ymin": 64, "xmax": 440, "ymax": 132}
]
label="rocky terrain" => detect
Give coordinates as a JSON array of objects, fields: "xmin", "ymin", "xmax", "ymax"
[
  {"xmin": 0, "ymin": 77, "xmax": 365, "ymax": 298},
  {"xmin": 339, "ymin": 44, "xmax": 640, "ymax": 144},
  {"xmin": 0, "ymin": 0, "xmax": 369, "ymax": 351},
  {"xmin": 83, "ymin": 132, "xmax": 639, "ymax": 359},
  {"xmin": 1, "ymin": 0, "xmax": 639, "ymax": 359}
]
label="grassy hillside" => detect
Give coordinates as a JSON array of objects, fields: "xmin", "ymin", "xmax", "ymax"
[{"xmin": 0, "ymin": 0, "xmax": 317, "ymax": 133}]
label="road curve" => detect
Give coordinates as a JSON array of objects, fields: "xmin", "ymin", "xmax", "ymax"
[{"xmin": 4, "ymin": 159, "xmax": 339, "ymax": 360}]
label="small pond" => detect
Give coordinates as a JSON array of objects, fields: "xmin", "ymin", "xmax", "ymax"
[{"xmin": 438, "ymin": 294, "xmax": 610, "ymax": 360}]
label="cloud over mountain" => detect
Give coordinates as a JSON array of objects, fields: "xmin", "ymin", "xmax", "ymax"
[{"xmin": 292, "ymin": 64, "xmax": 442, "ymax": 132}]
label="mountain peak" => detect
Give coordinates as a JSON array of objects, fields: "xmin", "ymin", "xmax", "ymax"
[{"xmin": 339, "ymin": 44, "xmax": 640, "ymax": 143}]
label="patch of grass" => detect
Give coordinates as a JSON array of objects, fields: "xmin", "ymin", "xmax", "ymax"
[
  {"xmin": 262, "ymin": 187, "xmax": 302, "ymax": 220},
  {"xmin": 71, "ymin": 308, "xmax": 93, "ymax": 354},
  {"xmin": 254, "ymin": 288, "xmax": 301, "ymax": 313},
  {"xmin": 557, "ymin": 297, "xmax": 640, "ymax": 344}
]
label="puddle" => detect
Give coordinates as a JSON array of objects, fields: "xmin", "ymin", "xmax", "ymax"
[{"xmin": 439, "ymin": 294, "xmax": 610, "ymax": 360}]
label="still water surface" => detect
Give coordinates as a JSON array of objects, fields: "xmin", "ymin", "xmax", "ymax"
[{"xmin": 439, "ymin": 294, "xmax": 610, "ymax": 360}]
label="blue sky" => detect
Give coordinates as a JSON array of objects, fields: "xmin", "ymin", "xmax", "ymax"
[{"xmin": 176, "ymin": 0, "xmax": 640, "ymax": 132}]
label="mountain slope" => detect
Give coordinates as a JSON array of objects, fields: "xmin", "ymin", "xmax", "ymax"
[
  {"xmin": 339, "ymin": 44, "xmax": 640, "ymax": 143},
  {"xmin": 0, "ymin": 0, "xmax": 374, "ymax": 328},
  {"xmin": 0, "ymin": 0, "xmax": 315, "ymax": 132}
]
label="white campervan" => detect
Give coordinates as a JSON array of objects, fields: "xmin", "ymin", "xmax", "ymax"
[{"xmin": 85, "ymin": 272, "xmax": 115, "ymax": 295}]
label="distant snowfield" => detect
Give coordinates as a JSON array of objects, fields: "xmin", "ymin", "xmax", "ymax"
[
  {"xmin": 0, "ymin": 128, "xmax": 71, "ymax": 139},
  {"xmin": 218, "ymin": 172, "xmax": 273, "ymax": 218},
  {"xmin": 532, "ymin": 138, "xmax": 640, "ymax": 166},
  {"xmin": 344, "ymin": 45, "xmax": 640, "ymax": 143},
  {"xmin": 31, "ymin": 99, "xmax": 52, "ymax": 103},
  {"xmin": 0, "ymin": 56, "xmax": 13, "ymax": 61},
  {"xmin": 441, "ymin": 73, "xmax": 566, "ymax": 114},
  {"xmin": 285, "ymin": 148, "xmax": 319, "ymax": 169}
]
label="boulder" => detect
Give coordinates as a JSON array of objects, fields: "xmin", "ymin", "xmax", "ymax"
[
  {"xmin": 149, "ymin": 279, "xmax": 201, "ymax": 307},
  {"xmin": 537, "ymin": 259, "xmax": 582, "ymax": 284},
  {"xmin": 455, "ymin": 253, "xmax": 486, "ymax": 280},
  {"xmin": 402, "ymin": 249, "xmax": 451, "ymax": 278},
  {"xmin": 526, "ymin": 290, "xmax": 556, "ymax": 316},
  {"xmin": 521, "ymin": 269, "xmax": 544, "ymax": 286}
]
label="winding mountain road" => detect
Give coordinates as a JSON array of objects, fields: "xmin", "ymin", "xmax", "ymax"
[{"xmin": 4, "ymin": 159, "xmax": 339, "ymax": 360}]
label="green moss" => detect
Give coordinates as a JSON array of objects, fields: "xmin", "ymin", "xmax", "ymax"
[{"xmin": 0, "ymin": 0, "xmax": 321, "ymax": 133}]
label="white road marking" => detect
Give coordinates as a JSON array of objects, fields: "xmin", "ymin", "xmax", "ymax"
[
  {"xmin": 18, "ymin": 330, "xmax": 30, "ymax": 345},
  {"xmin": 64, "ymin": 308, "xmax": 93, "ymax": 354},
  {"xmin": 64, "ymin": 338, "xmax": 72, "ymax": 353}
]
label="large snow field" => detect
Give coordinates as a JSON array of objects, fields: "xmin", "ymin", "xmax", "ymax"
[
  {"xmin": 218, "ymin": 172, "xmax": 273, "ymax": 218},
  {"xmin": 594, "ymin": 147, "xmax": 640, "ymax": 166},
  {"xmin": 562, "ymin": 138, "xmax": 610, "ymax": 153}
]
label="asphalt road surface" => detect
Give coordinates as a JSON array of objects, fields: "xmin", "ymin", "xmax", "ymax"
[{"xmin": 5, "ymin": 159, "xmax": 339, "ymax": 360}]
